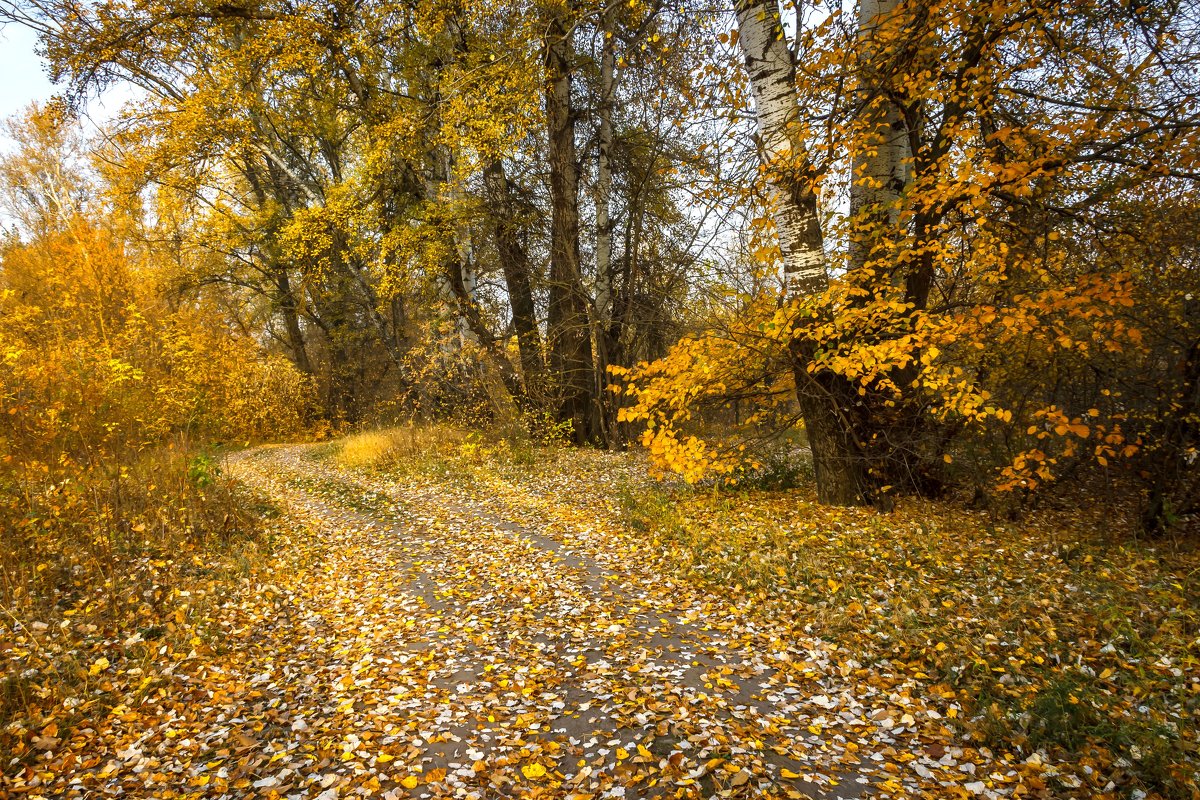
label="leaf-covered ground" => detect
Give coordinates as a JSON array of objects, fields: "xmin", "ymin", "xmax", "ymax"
[
  {"xmin": 467, "ymin": 448, "xmax": 1200, "ymax": 800},
  {"xmin": 4, "ymin": 440, "xmax": 1196, "ymax": 799}
]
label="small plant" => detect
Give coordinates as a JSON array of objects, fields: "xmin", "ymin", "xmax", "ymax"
[
  {"xmin": 187, "ymin": 452, "xmax": 220, "ymax": 488},
  {"xmin": 0, "ymin": 443, "xmax": 276, "ymax": 734},
  {"xmin": 522, "ymin": 410, "xmax": 575, "ymax": 448},
  {"xmin": 734, "ymin": 444, "xmax": 812, "ymax": 491},
  {"xmin": 458, "ymin": 432, "xmax": 489, "ymax": 461}
]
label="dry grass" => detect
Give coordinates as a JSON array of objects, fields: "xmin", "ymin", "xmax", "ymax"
[
  {"xmin": 0, "ymin": 443, "xmax": 280, "ymax": 732},
  {"xmin": 328, "ymin": 424, "xmax": 469, "ymax": 471},
  {"xmin": 326, "ymin": 419, "xmax": 568, "ymax": 474}
]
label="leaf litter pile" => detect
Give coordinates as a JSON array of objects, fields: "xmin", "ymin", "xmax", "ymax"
[{"xmin": 4, "ymin": 441, "xmax": 1198, "ymax": 799}]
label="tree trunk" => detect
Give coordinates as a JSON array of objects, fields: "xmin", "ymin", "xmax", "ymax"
[
  {"xmin": 276, "ymin": 269, "xmax": 313, "ymax": 375},
  {"xmin": 242, "ymin": 157, "xmax": 314, "ymax": 378},
  {"xmin": 484, "ymin": 161, "xmax": 544, "ymax": 397},
  {"xmin": 1143, "ymin": 338, "xmax": 1200, "ymax": 533},
  {"xmin": 734, "ymin": 0, "xmax": 866, "ymax": 503},
  {"xmin": 792, "ymin": 341, "xmax": 867, "ymax": 505},
  {"xmin": 442, "ymin": 251, "xmax": 528, "ymax": 408},
  {"xmin": 591, "ymin": 2, "xmax": 621, "ymax": 446},
  {"xmin": 594, "ymin": 7, "xmax": 617, "ymax": 334},
  {"xmin": 848, "ymin": 0, "xmax": 911, "ymax": 275},
  {"xmin": 544, "ymin": 9, "xmax": 599, "ymax": 443}
]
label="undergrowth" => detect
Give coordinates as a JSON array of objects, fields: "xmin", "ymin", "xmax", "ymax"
[
  {"xmin": 324, "ymin": 418, "xmax": 573, "ymax": 477},
  {"xmin": 0, "ymin": 443, "xmax": 285, "ymax": 744}
]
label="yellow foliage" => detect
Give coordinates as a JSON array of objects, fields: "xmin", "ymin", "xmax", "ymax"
[
  {"xmin": 333, "ymin": 425, "xmax": 468, "ymax": 470},
  {"xmin": 616, "ymin": 257, "xmax": 1154, "ymax": 491},
  {"xmin": 0, "ymin": 220, "xmax": 311, "ymax": 474}
]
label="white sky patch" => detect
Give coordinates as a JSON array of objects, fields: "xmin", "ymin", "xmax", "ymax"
[
  {"xmin": 0, "ymin": 20, "xmax": 140, "ymax": 152},
  {"xmin": 0, "ymin": 23, "xmax": 55, "ymax": 127}
]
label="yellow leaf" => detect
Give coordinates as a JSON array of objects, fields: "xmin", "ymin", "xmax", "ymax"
[
  {"xmin": 521, "ymin": 763, "xmax": 547, "ymax": 779},
  {"xmin": 400, "ymin": 776, "xmax": 420, "ymax": 789},
  {"xmin": 781, "ymin": 768, "xmax": 802, "ymax": 779},
  {"xmin": 89, "ymin": 657, "xmax": 110, "ymax": 675},
  {"xmin": 616, "ymin": 748, "xmax": 629, "ymax": 760}
]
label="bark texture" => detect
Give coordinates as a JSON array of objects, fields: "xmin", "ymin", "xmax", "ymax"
[
  {"xmin": 544, "ymin": 10, "xmax": 599, "ymax": 443},
  {"xmin": 849, "ymin": 0, "xmax": 911, "ymax": 274},
  {"xmin": 484, "ymin": 161, "xmax": 543, "ymax": 397},
  {"xmin": 734, "ymin": 0, "xmax": 867, "ymax": 504}
]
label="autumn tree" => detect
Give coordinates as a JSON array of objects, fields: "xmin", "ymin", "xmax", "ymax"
[
  {"xmin": 3, "ymin": 0, "xmax": 729, "ymax": 437},
  {"xmin": 0, "ymin": 105, "xmax": 310, "ymax": 468},
  {"xmin": 619, "ymin": 0, "xmax": 1200, "ymax": 525}
]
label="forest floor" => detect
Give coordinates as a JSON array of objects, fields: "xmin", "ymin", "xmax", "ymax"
[{"xmin": 3, "ymin": 434, "xmax": 1197, "ymax": 799}]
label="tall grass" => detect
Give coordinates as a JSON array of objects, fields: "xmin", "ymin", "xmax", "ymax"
[
  {"xmin": 326, "ymin": 418, "xmax": 570, "ymax": 475},
  {"xmin": 330, "ymin": 424, "xmax": 469, "ymax": 470},
  {"xmin": 0, "ymin": 441, "xmax": 274, "ymax": 731}
]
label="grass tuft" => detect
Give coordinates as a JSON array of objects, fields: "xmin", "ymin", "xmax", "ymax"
[{"xmin": 329, "ymin": 425, "xmax": 468, "ymax": 472}]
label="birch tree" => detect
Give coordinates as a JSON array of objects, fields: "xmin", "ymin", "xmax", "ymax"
[{"xmin": 732, "ymin": 0, "xmax": 866, "ymax": 503}]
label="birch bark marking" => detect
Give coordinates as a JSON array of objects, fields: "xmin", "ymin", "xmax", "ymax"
[
  {"xmin": 733, "ymin": 0, "xmax": 868, "ymax": 505},
  {"xmin": 594, "ymin": 8, "xmax": 617, "ymax": 328},
  {"xmin": 732, "ymin": 0, "xmax": 827, "ymax": 297},
  {"xmin": 849, "ymin": 0, "xmax": 911, "ymax": 273},
  {"xmin": 591, "ymin": 2, "xmax": 619, "ymax": 446}
]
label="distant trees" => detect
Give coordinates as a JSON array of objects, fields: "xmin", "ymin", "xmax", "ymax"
[
  {"xmin": 3, "ymin": 0, "xmax": 1199, "ymax": 527},
  {"xmin": 1, "ymin": 0, "xmax": 730, "ymax": 438}
]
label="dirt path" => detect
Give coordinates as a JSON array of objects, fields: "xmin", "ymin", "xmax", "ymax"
[
  {"xmin": 0, "ymin": 441, "xmax": 1134, "ymax": 799},
  {"xmin": 206, "ymin": 444, "xmax": 964, "ymax": 799}
]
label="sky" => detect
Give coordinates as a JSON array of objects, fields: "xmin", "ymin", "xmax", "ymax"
[
  {"xmin": 0, "ymin": 20, "xmax": 138, "ymax": 150},
  {"xmin": 0, "ymin": 22, "xmax": 57, "ymax": 123}
]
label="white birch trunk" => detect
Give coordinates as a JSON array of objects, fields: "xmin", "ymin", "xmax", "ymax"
[
  {"xmin": 594, "ymin": 14, "xmax": 617, "ymax": 328},
  {"xmin": 733, "ymin": 0, "xmax": 828, "ymax": 297},
  {"xmin": 849, "ymin": 0, "xmax": 911, "ymax": 269},
  {"xmin": 734, "ymin": 0, "xmax": 868, "ymax": 505}
]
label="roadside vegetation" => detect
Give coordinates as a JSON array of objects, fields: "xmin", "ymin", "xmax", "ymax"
[{"xmin": 0, "ymin": 116, "xmax": 311, "ymax": 764}]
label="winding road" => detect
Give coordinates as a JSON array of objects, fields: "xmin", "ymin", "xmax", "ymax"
[{"xmin": 204, "ymin": 444, "xmax": 959, "ymax": 799}]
